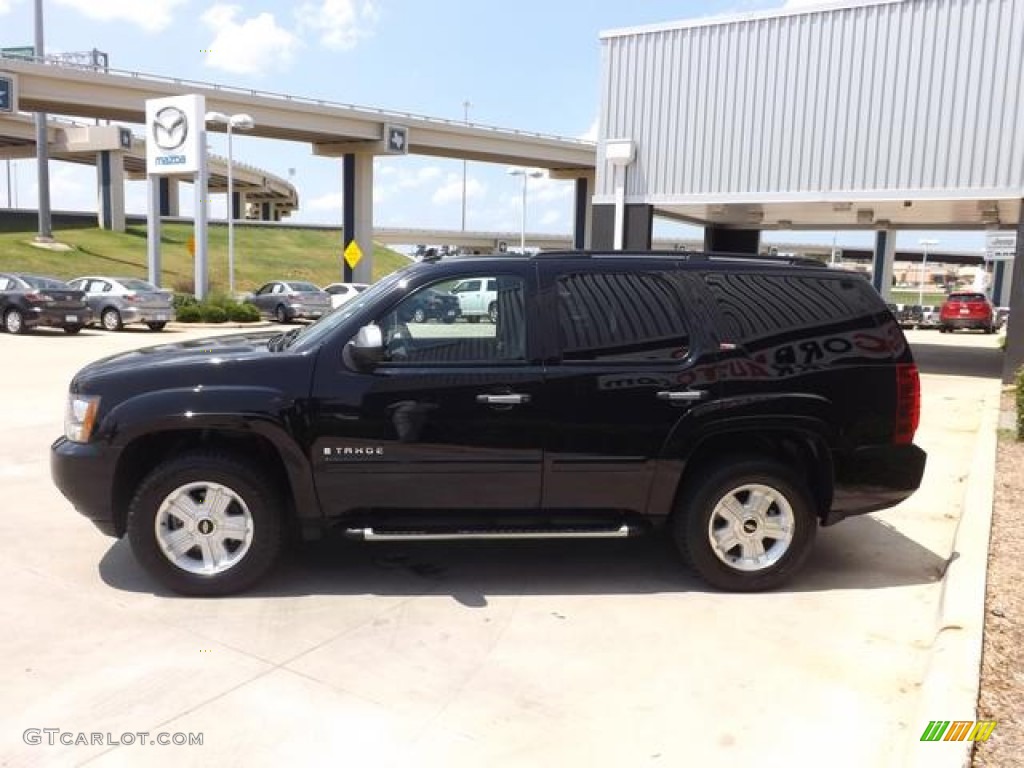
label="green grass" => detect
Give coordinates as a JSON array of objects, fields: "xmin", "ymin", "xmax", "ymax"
[{"xmin": 0, "ymin": 217, "xmax": 411, "ymax": 293}]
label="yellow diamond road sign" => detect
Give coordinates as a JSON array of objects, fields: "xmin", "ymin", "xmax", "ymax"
[{"xmin": 344, "ymin": 241, "xmax": 363, "ymax": 269}]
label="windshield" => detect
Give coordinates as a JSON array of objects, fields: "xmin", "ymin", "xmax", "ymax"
[
  {"xmin": 286, "ymin": 282, "xmax": 321, "ymax": 293},
  {"xmin": 286, "ymin": 269, "xmax": 412, "ymax": 351},
  {"xmin": 119, "ymin": 278, "xmax": 158, "ymax": 291},
  {"xmin": 21, "ymin": 276, "xmax": 70, "ymax": 290}
]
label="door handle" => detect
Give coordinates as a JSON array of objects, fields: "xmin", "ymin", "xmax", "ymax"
[
  {"xmin": 476, "ymin": 393, "xmax": 531, "ymax": 405},
  {"xmin": 656, "ymin": 390, "xmax": 707, "ymax": 402}
]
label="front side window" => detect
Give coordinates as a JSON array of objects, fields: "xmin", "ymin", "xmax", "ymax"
[
  {"xmin": 378, "ymin": 275, "xmax": 526, "ymax": 365},
  {"xmin": 555, "ymin": 272, "xmax": 690, "ymax": 363}
]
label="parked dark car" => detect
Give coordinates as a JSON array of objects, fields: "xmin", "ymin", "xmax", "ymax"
[
  {"xmin": 0, "ymin": 273, "xmax": 92, "ymax": 334},
  {"xmin": 939, "ymin": 292, "xmax": 996, "ymax": 333},
  {"xmin": 51, "ymin": 251, "xmax": 926, "ymax": 596},
  {"xmin": 400, "ymin": 286, "xmax": 461, "ymax": 323},
  {"xmin": 245, "ymin": 281, "xmax": 333, "ymax": 323}
]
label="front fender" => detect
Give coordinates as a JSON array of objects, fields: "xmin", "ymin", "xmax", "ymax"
[{"xmin": 98, "ymin": 386, "xmax": 318, "ymax": 520}]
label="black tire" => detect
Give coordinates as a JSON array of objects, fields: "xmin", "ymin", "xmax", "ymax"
[
  {"xmin": 63, "ymin": 325, "xmax": 83, "ymax": 335},
  {"xmin": 411, "ymin": 307, "xmax": 426, "ymax": 323},
  {"xmin": 147, "ymin": 322, "xmax": 167, "ymax": 332},
  {"xmin": 671, "ymin": 457, "xmax": 817, "ymax": 592},
  {"xmin": 101, "ymin": 307, "xmax": 123, "ymax": 332},
  {"xmin": 274, "ymin": 304, "xmax": 290, "ymax": 324},
  {"xmin": 127, "ymin": 452, "xmax": 285, "ymax": 596},
  {"xmin": 468, "ymin": 316, "xmax": 480, "ymax": 324},
  {"xmin": 4, "ymin": 308, "xmax": 26, "ymax": 335},
  {"xmin": 488, "ymin": 302, "xmax": 498, "ymax": 323},
  {"xmin": 443, "ymin": 316, "xmax": 456, "ymax": 324}
]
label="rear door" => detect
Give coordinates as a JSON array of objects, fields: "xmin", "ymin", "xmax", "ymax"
[{"xmin": 536, "ymin": 261, "xmax": 713, "ymax": 514}]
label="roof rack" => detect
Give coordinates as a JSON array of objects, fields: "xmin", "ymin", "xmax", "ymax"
[{"xmin": 529, "ymin": 249, "xmax": 826, "ymax": 267}]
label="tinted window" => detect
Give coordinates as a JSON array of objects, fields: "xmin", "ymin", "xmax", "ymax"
[
  {"xmin": 556, "ymin": 272, "xmax": 690, "ymax": 362},
  {"xmin": 948, "ymin": 293, "xmax": 986, "ymax": 302},
  {"xmin": 286, "ymin": 282, "xmax": 320, "ymax": 292},
  {"xmin": 119, "ymin": 279, "xmax": 157, "ymax": 291},
  {"xmin": 21, "ymin": 276, "xmax": 69, "ymax": 290},
  {"xmin": 703, "ymin": 272, "xmax": 882, "ymax": 341}
]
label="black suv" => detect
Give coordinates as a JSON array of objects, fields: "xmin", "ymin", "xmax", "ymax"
[{"xmin": 51, "ymin": 252, "xmax": 926, "ymax": 595}]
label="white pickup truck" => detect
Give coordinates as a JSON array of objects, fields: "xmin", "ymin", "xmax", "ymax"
[{"xmin": 450, "ymin": 277, "xmax": 498, "ymax": 322}]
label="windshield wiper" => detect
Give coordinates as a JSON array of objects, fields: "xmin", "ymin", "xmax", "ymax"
[{"xmin": 268, "ymin": 328, "xmax": 301, "ymax": 352}]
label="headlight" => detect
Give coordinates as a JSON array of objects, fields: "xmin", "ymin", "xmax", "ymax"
[{"xmin": 64, "ymin": 393, "xmax": 101, "ymax": 443}]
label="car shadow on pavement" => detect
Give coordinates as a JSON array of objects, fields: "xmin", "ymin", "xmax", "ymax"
[
  {"xmin": 910, "ymin": 338, "xmax": 1004, "ymax": 378},
  {"xmin": 98, "ymin": 514, "xmax": 945, "ymax": 603}
]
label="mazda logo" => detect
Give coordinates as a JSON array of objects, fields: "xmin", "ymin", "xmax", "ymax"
[{"xmin": 152, "ymin": 106, "xmax": 188, "ymax": 151}]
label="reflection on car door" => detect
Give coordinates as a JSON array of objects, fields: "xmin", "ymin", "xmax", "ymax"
[{"xmin": 310, "ymin": 266, "xmax": 545, "ymax": 514}]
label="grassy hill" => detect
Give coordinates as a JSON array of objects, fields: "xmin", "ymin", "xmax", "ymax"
[{"xmin": 0, "ymin": 215, "xmax": 411, "ymax": 294}]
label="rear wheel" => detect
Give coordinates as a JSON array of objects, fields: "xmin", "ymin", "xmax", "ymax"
[
  {"xmin": 274, "ymin": 305, "xmax": 290, "ymax": 324},
  {"xmin": 4, "ymin": 308, "xmax": 26, "ymax": 334},
  {"xmin": 127, "ymin": 452, "xmax": 285, "ymax": 596},
  {"xmin": 671, "ymin": 457, "xmax": 817, "ymax": 592},
  {"xmin": 147, "ymin": 322, "xmax": 167, "ymax": 332},
  {"xmin": 101, "ymin": 308, "xmax": 123, "ymax": 331}
]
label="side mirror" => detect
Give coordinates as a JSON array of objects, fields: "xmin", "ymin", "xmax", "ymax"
[{"xmin": 344, "ymin": 324, "xmax": 384, "ymax": 372}]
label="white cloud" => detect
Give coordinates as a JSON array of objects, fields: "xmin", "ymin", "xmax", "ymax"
[
  {"xmin": 202, "ymin": 4, "xmax": 297, "ymax": 76},
  {"xmin": 431, "ymin": 175, "xmax": 484, "ymax": 206},
  {"xmin": 0, "ymin": 0, "xmax": 14, "ymax": 15},
  {"xmin": 53, "ymin": 0, "xmax": 188, "ymax": 32},
  {"xmin": 579, "ymin": 118, "xmax": 599, "ymax": 142},
  {"xmin": 296, "ymin": 0, "xmax": 378, "ymax": 51},
  {"xmin": 307, "ymin": 192, "xmax": 344, "ymax": 211}
]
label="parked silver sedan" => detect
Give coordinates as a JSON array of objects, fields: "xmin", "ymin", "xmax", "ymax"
[
  {"xmin": 67, "ymin": 276, "xmax": 175, "ymax": 332},
  {"xmin": 245, "ymin": 280, "xmax": 333, "ymax": 323}
]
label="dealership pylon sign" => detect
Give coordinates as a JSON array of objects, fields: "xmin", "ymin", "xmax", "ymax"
[{"xmin": 145, "ymin": 95, "xmax": 210, "ymax": 298}]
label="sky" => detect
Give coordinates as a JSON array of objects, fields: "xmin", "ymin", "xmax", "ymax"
[{"xmin": 0, "ymin": 0, "xmax": 986, "ymax": 252}]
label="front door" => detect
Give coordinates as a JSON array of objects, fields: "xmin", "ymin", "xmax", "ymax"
[{"xmin": 310, "ymin": 267, "xmax": 545, "ymax": 516}]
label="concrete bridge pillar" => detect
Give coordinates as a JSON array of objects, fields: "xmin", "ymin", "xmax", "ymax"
[{"xmin": 96, "ymin": 150, "xmax": 125, "ymax": 232}]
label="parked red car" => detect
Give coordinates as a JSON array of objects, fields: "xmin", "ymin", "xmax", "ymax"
[{"xmin": 938, "ymin": 292, "xmax": 996, "ymax": 334}]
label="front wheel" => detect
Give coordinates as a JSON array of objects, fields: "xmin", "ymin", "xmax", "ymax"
[
  {"xmin": 671, "ymin": 457, "xmax": 817, "ymax": 592},
  {"xmin": 4, "ymin": 308, "xmax": 26, "ymax": 334},
  {"xmin": 101, "ymin": 308, "xmax": 123, "ymax": 332},
  {"xmin": 127, "ymin": 452, "xmax": 285, "ymax": 596}
]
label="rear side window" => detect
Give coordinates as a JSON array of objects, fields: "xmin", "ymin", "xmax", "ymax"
[
  {"xmin": 702, "ymin": 272, "xmax": 882, "ymax": 341},
  {"xmin": 556, "ymin": 272, "xmax": 690, "ymax": 362}
]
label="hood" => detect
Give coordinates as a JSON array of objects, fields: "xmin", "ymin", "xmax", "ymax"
[{"xmin": 72, "ymin": 330, "xmax": 283, "ymax": 391}]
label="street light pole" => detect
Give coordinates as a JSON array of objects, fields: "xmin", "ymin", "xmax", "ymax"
[
  {"xmin": 461, "ymin": 100, "xmax": 470, "ymax": 231},
  {"xmin": 508, "ymin": 168, "xmax": 543, "ymax": 253},
  {"xmin": 205, "ymin": 111, "xmax": 254, "ymax": 297},
  {"xmin": 919, "ymin": 238, "xmax": 939, "ymax": 306}
]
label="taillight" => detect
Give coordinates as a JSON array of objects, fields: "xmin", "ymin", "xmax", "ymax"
[
  {"xmin": 894, "ymin": 363, "xmax": 920, "ymax": 445},
  {"xmin": 123, "ymin": 292, "xmax": 139, "ymax": 303},
  {"xmin": 25, "ymin": 292, "xmax": 50, "ymax": 303}
]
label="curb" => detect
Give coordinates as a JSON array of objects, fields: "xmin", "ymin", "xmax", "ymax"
[{"xmin": 906, "ymin": 389, "xmax": 999, "ymax": 768}]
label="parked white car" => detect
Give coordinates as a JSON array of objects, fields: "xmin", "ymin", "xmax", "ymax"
[
  {"xmin": 324, "ymin": 282, "xmax": 370, "ymax": 309},
  {"xmin": 450, "ymin": 277, "xmax": 498, "ymax": 322}
]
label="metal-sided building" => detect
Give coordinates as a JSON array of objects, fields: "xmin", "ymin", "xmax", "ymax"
[{"xmin": 591, "ymin": 0, "xmax": 1024, "ymax": 378}]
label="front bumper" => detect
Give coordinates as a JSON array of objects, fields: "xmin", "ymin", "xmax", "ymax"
[
  {"xmin": 826, "ymin": 443, "xmax": 927, "ymax": 525},
  {"xmin": 50, "ymin": 437, "xmax": 123, "ymax": 537},
  {"xmin": 28, "ymin": 307, "xmax": 93, "ymax": 328}
]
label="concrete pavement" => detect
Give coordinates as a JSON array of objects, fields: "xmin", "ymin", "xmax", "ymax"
[{"xmin": 0, "ymin": 324, "xmax": 1003, "ymax": 767}]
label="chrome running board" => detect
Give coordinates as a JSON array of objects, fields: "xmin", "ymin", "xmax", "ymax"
[{"xmin": 344, "ymin": 524, "xmax": 635, "ymax": 542}]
